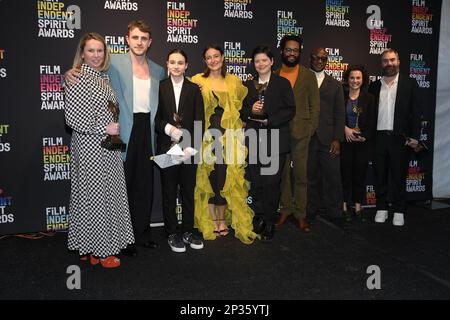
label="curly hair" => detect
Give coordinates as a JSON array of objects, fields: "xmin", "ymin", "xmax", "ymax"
[
  {"xmin": 343, "ymin": 64, "xmax": 370, "ymax": 90},
  {"xmin": 279, "ymin": 34, "xmax": 302, "ymax": 51}
]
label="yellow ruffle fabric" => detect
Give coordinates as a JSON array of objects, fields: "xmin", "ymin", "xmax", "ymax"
[{"xmin": 192, "ymin": 73, "xmax": 256, "ymax": 244}]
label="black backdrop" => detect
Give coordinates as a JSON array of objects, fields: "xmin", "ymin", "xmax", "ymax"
[{"xmin": 0, "ymin": 0, "xmax": 441, "ymax": 235}]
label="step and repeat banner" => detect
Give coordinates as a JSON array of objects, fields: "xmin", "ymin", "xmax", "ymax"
[{"xmin": 0, "ymin": 0, "xmax": 441, "ymax": 235}]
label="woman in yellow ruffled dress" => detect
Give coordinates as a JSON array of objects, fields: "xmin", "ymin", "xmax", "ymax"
[{"xmin": 192, "ymin": 44, "xmax": 256, "ymax": 244}]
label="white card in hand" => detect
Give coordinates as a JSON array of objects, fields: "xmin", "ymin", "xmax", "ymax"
[{"xmin": 166, "ymin": 143, "xmax": 185, "ymax": 156}]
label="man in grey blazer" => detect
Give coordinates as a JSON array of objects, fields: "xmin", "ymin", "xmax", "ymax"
[
  {"xmin": 306, "ymin": 47, "xmax": 345, "ymax": 224},
  {"xmin": 108, "ymin": 21, "xmax": 165, "ymax": 254}
]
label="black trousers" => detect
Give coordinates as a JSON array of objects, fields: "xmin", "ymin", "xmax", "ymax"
[
  {"xmin": 374, "ymin": 131, "xmax": 409, "ymax": 213},
  {"xmin": 248, "ymin": 150, "xmax": 287, "ymax": 225},
  {"xmin": 160, "ymin": 163, "xmax": 197, "ymax": 235},
  {"xmin": 307, "ymin": 133, "xmax": 342, "ymax": 219},
  {"xmin": 340, "ymin": 140, "xmax": 371, "ymax": 205},
  {"xmin": 124, "ymin": 113, "xmax": 154, "ymax": 245}
]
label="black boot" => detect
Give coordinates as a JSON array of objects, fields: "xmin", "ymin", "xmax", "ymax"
[
  {"xmin": 355, "ymin": 208, "xmax": 366, "ymax": 222},
  {"xmin": 261, "ymin": 224, "xmax": 275, "ymax": 241},
  {"xmin": 253, "ymin": 216, "xmax": 266, "ymax": 234},
  {"xmin": 342, "ymin": 210, "xmax": 352, "ymax": 222}
]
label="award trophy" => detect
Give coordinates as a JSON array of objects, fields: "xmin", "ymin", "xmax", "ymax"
[
  {"xmin": 414, "ymin": 120, "xmax": 429, "ymax": 152},
  {"xmin": 412, "ymin": 139, "xmax": 428, "ymax": 153},
  {"xmin": 352, "ymin": 105, "xmax": 363, "ymax": 137},
  {"xmin": 171, "ymin": 112, "xmax": 183, "ymax": 146},
  {"xmin": 101, "ymin": 100, "xmax": 126, "ymax": 152},
  {"xmin": 251, "ymin": 81, "xmax": 268, "ymax": 120}
]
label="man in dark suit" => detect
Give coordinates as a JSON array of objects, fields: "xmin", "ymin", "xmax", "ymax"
[
  {"xmin": 306, "ymin": 47, "xmax": 345, "ymax": 224},
  {"xmin": 369, "ymin": 48, "xmax": 421, "ymax": 226},
  {"xmin": 155, "ymin": 51, "xmax": 205, "ymax": 251},
  {"xmin": 275, "ymin": 35, "xmax": 320, "ymax": 233}
]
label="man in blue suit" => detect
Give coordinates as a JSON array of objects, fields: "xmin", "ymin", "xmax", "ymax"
[
  {"xmin": 108, "ymin": 20, "xmax": 165, "ymax": 254},
  {"xmin": 65, "ymin": 21, "xmax": 165, "ymax": 255}
]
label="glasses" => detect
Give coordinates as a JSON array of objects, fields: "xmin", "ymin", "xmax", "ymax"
[
  {"xmin": 311, "ymin": 55, "xmax": 328, "ymax": 62},
  {"xmin": 283, "ymin": 48, "xmax": 300, "ymax": 55}
]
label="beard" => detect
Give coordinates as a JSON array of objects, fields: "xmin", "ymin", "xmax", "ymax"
[
  {"xmin": 382, "ymin": 65, "xmax": 399, "ymax": 77},
  {"xmin": 281, "ymin": 54, "xmax": 300, "ymax": 67}
]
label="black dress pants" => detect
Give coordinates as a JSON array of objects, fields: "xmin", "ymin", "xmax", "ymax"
[
  {"xmin": 124, "ymin": 113, "xmax": 154, "ymax": 245},
  {"xmin": 307, "ymin": 133, "xmax": 342, "ymax": 220},
  {"xmin": 160, "ymin": 163, "xmax": 197, "ymax": 235},
  {"xmin": 374, "ymin": 131, "xmax": 409, "ymax": 213},
  {"xmin": 248, "ymin": 152, "xmax": 287, "ymax": 225}
]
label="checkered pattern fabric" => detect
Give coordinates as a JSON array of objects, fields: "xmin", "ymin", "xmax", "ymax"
[{"xmin": 64, "ymin": 64, "xmax": 134, "ymax": 258}]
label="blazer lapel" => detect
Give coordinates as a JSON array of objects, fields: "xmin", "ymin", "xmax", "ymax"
[
  {"xmin": 394, "ymin": 74, "xmax": 404, "ymax": 123},
  {"xmin": 358, "ymin": 91, "xmax": 368, "ymax": 128},
  {"xmin": 121, "ymin": 53, "xmax": 134, "ymax": 114},
  {"xmin": 148, "ymin": 58, "xmax": 160, "ymax": 126},
  {"xmin": 264, "ymin": 75, "xmax": 274, "ymax": 114},
  {"xmin": 320, "ymin": 75, "xmax": 331, "ymax": 93},
  {"xmin": 177, "ymin": 79, "xmax": 189, "ymax": 117},
  {"xmin": 166, "ymin": 80, "xmax": 177, "ymax": 117},
  {"xmin": 292, "ymin": 65, "xmax": 304, "ymax": 93}
]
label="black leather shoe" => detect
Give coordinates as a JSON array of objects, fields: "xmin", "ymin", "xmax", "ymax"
[
  {"xmin": 261, "ymin": 224, "xmax": 275, "ymax": 241},
  {"xmin": 121, "ymin": 245, "xmax": 138, "ymax": 257},
  {"xmin": 355, "ymin": 209, "xmax": 366, "ymax": 222},
  {"xmin": 296, "ymin": 218, "xmax": 311, "ymax": 233},
  {"xmin": 140, "ymin": 241, "xmax": 159, "ymax": 249},
  {"xmin": 275, "ymin": 212, "xmax": 290, "ymax": 226},
  {"xmin": 342, "ymin": 210, "xmax": 351, "ymax": 222},
  {"xmin": 253, "ymin": 217, "xmax": 266, "ymax": 235}
]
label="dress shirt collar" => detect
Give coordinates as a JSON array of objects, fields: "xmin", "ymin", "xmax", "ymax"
[
  {"xmin": 381, "ymin": 73, "xmax": 399, "ymax": 87},
  {"xmin": 311, "ymin": 69, "xmax": 325, "ymax": 79},
  {"xmin": 171, "ymin": 76, "xmax": 184, "ymax": 88},
  {"xmin": 258, "ymin": 73, "xmax": 271, "ymax": 84}
]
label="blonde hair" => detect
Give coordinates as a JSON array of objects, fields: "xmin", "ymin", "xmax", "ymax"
[{"xmin": 72, "ymin": 32, "xmax": 110, "ymax": 72}]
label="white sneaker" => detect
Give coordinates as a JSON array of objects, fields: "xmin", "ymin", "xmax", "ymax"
[
  {"xmin": 392, "ymin": 212, "xmax": 405, "ymax": 226},
  {"xmin": 374, "ymin": 210, "xmax": 388, "ymax": 223}
]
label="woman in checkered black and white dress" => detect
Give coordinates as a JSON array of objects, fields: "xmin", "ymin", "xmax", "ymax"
[{"xmin": 64, "ymin": 32, "xmax": 135, "ymax": 268}]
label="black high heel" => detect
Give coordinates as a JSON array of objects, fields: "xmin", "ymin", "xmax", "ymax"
[
  {"xmin": 212, "ymin": 219, "xmax": 221, "ymax": 236},
  {"xmin": 218, "ymin": 219, "xmax": 229, "ymax": 236}
]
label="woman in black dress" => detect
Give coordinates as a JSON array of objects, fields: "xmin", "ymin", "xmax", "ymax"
[{"xmin": 340, "ymin": 64, "xmax": 376, "ymax": 222}]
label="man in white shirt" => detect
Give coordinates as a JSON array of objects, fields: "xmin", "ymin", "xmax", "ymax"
[
  {"xmin": 369, "ymin": 48, "xmax": 422, "ymax": 226},
  {"xmin": 107, "ymin": 21, "xmax": 166, "ymax": 253}
]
